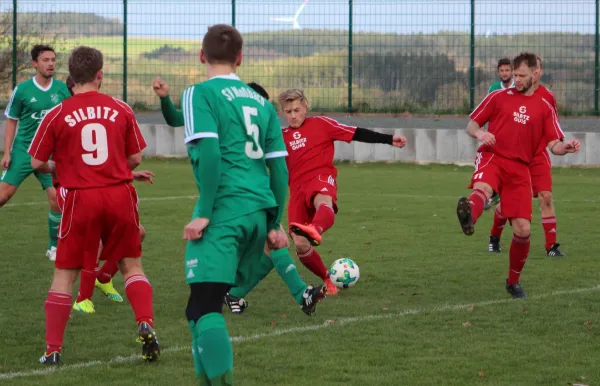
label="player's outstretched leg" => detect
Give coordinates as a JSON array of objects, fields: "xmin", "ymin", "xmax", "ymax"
[
  {"xmin": 226, "ymin": 252, "xmax": 275, "ymax": 314},
  {"xmin": 289, "ymin": 194, "xmax": 336, "ymax": 246},
  {"xmin": 293, "ymin": 235, "xmax": 338, "ymax": 295},
  {"xmin": 488, "ymin": 204, "xmax": 507, "ymax": 253},
  {"xmin": 188, "ymin": 283, "xmax": 234, "ymax": 385},
  {"xmin": 506, "ymin": 218, "xmax": 531, "ymax": 299},
  {"xmin": 457, "ymin": 188, "xmax": 489, "ymax": 236},
  {"xmin": 538, "ymin": 191, "xmax": 565, "ymax": 257}
]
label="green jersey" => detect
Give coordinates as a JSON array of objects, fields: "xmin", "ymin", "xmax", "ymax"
[
  {"xmin": 488, "ymin": 80, "xmax": 515, "ymax": 94},
  {"xmin": 182, "ymin": 74, "xmax": 287, "ymax": 225},
  {"xmin": 4, "ymin": 77, "xmax": 70, "ymax": 151}
]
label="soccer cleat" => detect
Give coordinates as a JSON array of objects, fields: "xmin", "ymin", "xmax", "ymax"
[
  {"xmin": 223, "ymin": 293, "xmax": 248, "ymax": 314},
  {"xmin": 95, "ymin": 279, "xmax": 124, "ymax": 303},
  {"xmin": 39, "ymin": 351, "xmax": 61, "ymax": 365},
  {"xmin": 506, "ymin": 280, "xmax": 528, "ymax": 299},
  {"xmin": 138, "ymin": 322, "xmax": 160, "ymax": 362},
  {"xmin": 456, "ymin": 197, "xmax": 474, "ymax": 235},
  {"xmin": 324, "ymin": 277, "xmax": 338, "ymax": 295},
  {"xmin": 301, "ymin": 284, "xmax": 327, "ymax": 315},
  {"xmin": 488, "ymin": 236, "xmax": 502, "ymax": 253},
  {"xmin": 289, "ymin": 222, "xmax": 322, "ymax": 246},
  {"xmin": 484, "ymin": 194, "xmax": 500, "ymax": 211},
  {"xmin": 546, "ymin": 243, "xmax": 566, "ymax": 257},
  {"xmin": 46, "ymin": 246, "xmax": 57, "ymax": 262},
  {"xmin": 72, "ymin": 299, "xmax": 95, "ymax": 314}
]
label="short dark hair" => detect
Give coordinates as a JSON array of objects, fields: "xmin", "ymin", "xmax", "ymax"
[
  {"xmin": 31, "ymin": 45, "xmax": 55, "ymax": 61},
  {"xmin": 66, "ymin": 75, "xmax": 75, "ymax": 96},
  {"xmin": 497, "ymin": 57, "xmax": 512, "ymax": 70},
  {"xmin": 68, "ymin": 46, "xmax": 103, "ymax": 85},
  {"xmin": 202, "ymin": 24, "xmax": 243, "ymax": 64},
  {"xmin": 513, "ymin": 52, "xmax": 538, "ymax": 71},
  {"xmin": 247, "ymin": 82, "xmax": 269, "ymax": 100}
]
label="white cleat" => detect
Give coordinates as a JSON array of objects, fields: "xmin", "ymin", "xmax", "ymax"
[{"xmin": 46, "ymin": 246, "xmax": 57, "ymax": 261}]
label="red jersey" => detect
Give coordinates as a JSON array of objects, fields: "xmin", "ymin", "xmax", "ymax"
[
  {"xmin": 282, "ymin": 116, "xmax": 356, "ymax": 188},
  {"xmin": 470, "ymin": 88, "xmax": 564, "ymax": 164},
  {"xmin": 534, "ymin": 85, "xmax": 559, "ymax": 155},
  {"xmin": 28, "ymin": 91, "xmax": 146, "ymax": 189}
]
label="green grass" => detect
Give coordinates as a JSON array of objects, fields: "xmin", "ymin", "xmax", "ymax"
[{"xmin": 1, "ymin": 159, "xmax": 600, "ymax": 385}]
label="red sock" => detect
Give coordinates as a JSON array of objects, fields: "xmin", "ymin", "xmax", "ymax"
[
  {"xmin": 508, "ymin": 234, "xmax": 530, "ymax": 284},
  {"xmin": 297, "ymin": 247, "xmax": 329, "ymax": 280},
  {"xmin": 45, "ymin": 290, "xmax": 72, "ymax": 355},
  {"xmin": 312, "ymin": 204, "xmax": 335, "ymax": 235},
  {"xmin": 490, "ymin": 209, "xmax": 507, "ymax": 238},
  {"xmin": 76, "ymin": 269, "xmax": 97, "ymax": 303},
  {"xmin": 125, "ymin": 275, "xmax": 154, "ymax": 327},
  {"xmin": 468, "ymin": 189, "xmax": 487, "ymax": 224},
  {"xmin": 97, "ymin": 260, "xmax": 119, "ymax": 284},
  {"xmin": 541, "ymin": 217, "xmax": 557, "ymax": 250}
]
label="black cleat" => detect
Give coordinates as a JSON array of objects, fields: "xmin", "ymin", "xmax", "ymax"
[
  {"xmin": 224, "ymin": 293, "xmax": 248, "ymax": 314},
  {"xmin": 506, "ymin": 280, "xmax": 528, "ymax": 299},
  {"xmin": 488, "ymin": 236, "xmax": 502, "ymax": 253},
  {"xmin": 456, "ymin": 197, "xmax": 474, "ymax": 235},
  {"xmin": 546, "ymin": 243, "xmax": 565, "ymax": 257},
  {"xmin": 138, "ymin": 322, "xmax": 160, "ymax": 362},
  {"xmin": 39, "ymin": 351, "xmax": 61, "ymax": 365},
  {"xmin": 301, "ymin": 285, "xmax": 327, "ymax": 315}
]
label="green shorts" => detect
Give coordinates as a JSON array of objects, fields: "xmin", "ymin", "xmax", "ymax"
[
  {"xmin": 184, "ymin": 210, "xmax": 268, "ymax": 285},
  {"xmin": 0, "ymin": 148, "xmax": 53, "ymax": 190}
]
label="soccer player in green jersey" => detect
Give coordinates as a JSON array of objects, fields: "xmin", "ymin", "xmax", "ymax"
[
  {"xmin": 181, "ymin": 24, "xmax": 326, "ymax": 385},
  {"xmin": 487, "ymin": 57, "xmax": 514, "ymax": 93},
  {"xmin": 1, "ymin": 45, "xmax": 71, "ymax": 261}
]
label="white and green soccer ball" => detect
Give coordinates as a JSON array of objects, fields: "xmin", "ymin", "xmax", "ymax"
[{"xmin": 329, "ymin": 258, "xmax": 360, "ymax": 289}]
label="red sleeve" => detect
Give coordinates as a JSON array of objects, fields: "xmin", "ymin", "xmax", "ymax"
[
  {"xmin": 541, "ymin": 98, "xmax": 565, "ymax": 144},
  {"xmin": 114, "ymin": 98, "xmax": 147, "ymax": 155},
  {"xmin": 317, "ymin": 116, "xmax": 356, "ymax": 143},
  {"xmin": 27, "ymin": 104, "xmax": 62, "ymax": 162},
  {"xmin": 470, "ymin": 90, "xmax": 501, "ymax": 127}
]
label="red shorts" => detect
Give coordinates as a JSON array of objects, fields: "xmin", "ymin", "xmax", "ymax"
[
  {"xmin": 529, "ymin": 151, "xmax": 552, "ymax": 197},
  {"xmin": 56, "ymin": 185, "xmax": 67, "ymax": 213},
  {"xmin": 468, "ymin": 152, "xmax": 532, "ymax": 221},
  {"xmin": 56, "ymin": 183, "xmax": 142, "ymax": 269},
  {"xmin": 288, "ymin": 174, "xmax": 338, "ymax": 230}
]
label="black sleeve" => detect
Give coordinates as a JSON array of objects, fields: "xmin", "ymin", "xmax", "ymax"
[{"xmin": 352, "ymin": 127, "xmax": 394, "ymax": 145}]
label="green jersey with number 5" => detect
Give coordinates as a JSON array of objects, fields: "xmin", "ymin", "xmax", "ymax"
[{"xmin": 182, "ymin": 74, "xmax": 287, "ymax": 224}]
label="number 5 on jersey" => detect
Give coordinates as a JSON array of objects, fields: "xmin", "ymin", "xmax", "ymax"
[
  {"xmin": 243, "ymin": 106, "xmax": 264, "ymax": 159},
  {"xmin": 81, "ymin": 123, "xmax": 108, "ymax": 165}
]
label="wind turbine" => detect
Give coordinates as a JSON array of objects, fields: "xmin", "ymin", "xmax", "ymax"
[{"xmin": 270, "ymin": 0, "xmax": 309, "ymax": 30}]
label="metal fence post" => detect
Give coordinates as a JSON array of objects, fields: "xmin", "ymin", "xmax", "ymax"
[
  {"xmin": 123, "ymin": 0, "xmax": 128, "ymax": 102},
  {"xmin": 469, "ymin": 0, "xmax": 475, "ymax": 111},
  {"xmin": 595, "ymin": 0, "xmax": 599, "ymax": 115},
  {"xmin": 12, "ymin": 0, "xmax": 17, "ymax": 90},
  {"xmin": 348, "ymin": 0, "xmax": 353, "ymax": 113},
  {"xmin": 232, "ymin": 0, "xmax": 236, "ymax": 27}
]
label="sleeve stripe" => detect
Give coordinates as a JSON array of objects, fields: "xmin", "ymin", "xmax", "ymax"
[
  {"xmin": 183, "ymin": 86, "xmax": 195, "ymax": 139},
  {"xmin": 113, "ymin": 98, "xmax": 143, "ymax": 152},
  {"xmin": 315, "ymin": 116, "xmax": 356, "ymax": 133},
  {"xmin": 470, "ymin": 89, "xmax": 502, "ymax": 121},
  {"xmin": 542, "ymin": 97, "xmax": 565, "ymax": 140},
  {"xmin": 4, "ymin": 86, "xmax": 18, "ymax": 118},
  {"xmin": 264, "ymin": 150, "xmax": 288, "ymax": 159},
  {"xmin": 184, "ymin": 132, "xmax": 218, "ymax": 144},
  {"xmin": 28, "ymin": 104, "xmax": 62, "ymax": 157}
]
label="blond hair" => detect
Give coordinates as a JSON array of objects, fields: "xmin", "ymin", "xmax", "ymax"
[{"xmin": 277, "ymin": 89, "xmax": 308, "ymax": 108}]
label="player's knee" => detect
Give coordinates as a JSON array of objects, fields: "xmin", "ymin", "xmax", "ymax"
[
  {"xmin": 314, "ymin": 193, "xmax": 333, "ymax": 208},
  {"xmin": 538, "ymin": 191, "xmax": 553, "ymax": 207},
  {"xmin": 0, "ymin": 185, "xmax": 16, "ymax": 207},
  {"xmin": 119, "ymin": 257, "xmax": 144, "ymax": 277},
  {"xmin": 291, "ymin": 233, "xmax": 311, "ymax": 253},
  {"xmin": 473, "ymin": 183, "xmax": 494, "ymax": 198},
  {"xmin": 186, "ymin": 282, "xmax": 230, "ymax": 323},
  {"xmin": 139, "ymin": 224, "xmax": 147, "ymax": 242},
  {"xmin": 512, "ymin": 219, "xmax": 531, "ymax": 237}
]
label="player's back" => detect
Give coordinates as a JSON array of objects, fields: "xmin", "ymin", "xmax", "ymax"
[
  {"xmin": 183, "ymin": 76, "xmax": 278, "ymax": 224},
  {"xmin": 32, "ymin": 91, "xmax": 144, "ymax": 189}
]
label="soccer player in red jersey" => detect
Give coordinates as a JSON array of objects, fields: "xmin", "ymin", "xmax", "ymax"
[
  {"xmin": 488, "ymin": 56, "xmax": 566, "ymax": 257},
  {"xmin": 29, "ymin": 46, "xmax": 159, "ymax": 365},
  {"xmin": 278, "ymin": 89, "xmax": 407, "ymax": 294},
  {"xmin": 456, "ymin": 52, "xmax": 580, "ymax": 299}
]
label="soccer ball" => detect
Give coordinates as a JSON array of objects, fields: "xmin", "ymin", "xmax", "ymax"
[{"xmin": 328, "ymin": 258, "xmax": 360, "ymax": 289}]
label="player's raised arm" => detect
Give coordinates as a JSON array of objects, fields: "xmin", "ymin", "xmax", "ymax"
[
  {"xmin": 28, "ymin": 105, "xmax": 62, "ymax": 172},
  {"xmin": 318, "ymin": 116, "xmax": 408, "ymax": 148},
  {"xmin": 152, "ymin": 77, "xmax": 185, "ymax": 127}
]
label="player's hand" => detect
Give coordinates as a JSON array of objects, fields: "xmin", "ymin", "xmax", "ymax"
[
  {"xmin": 267, "ymin": 225, "xmax": 289, "ymax": 249},
  {"xmin": 183, "ymin": 217, "xmax": 209, "ymax": 240},
  {"xmin": 476, "ymin": 131, "xmax": 496, "ymax": 146},
  {"xmin": 1, "ymin": 154, "xmax": 10, "ymax": 170},
  {"xmin": 133, "ymin": 170, "xmax": 154, "ymax": 184},
  {"xmin": 564, "ymin": 139, "xmax": 581, "ymax": 153},
  {"xmin": 392, "ymin": 135, "xmax": 407, "ymax": 148},
  {"xmin": 152, "ymin": 77, "xmax": 169, "ymax": 98}
]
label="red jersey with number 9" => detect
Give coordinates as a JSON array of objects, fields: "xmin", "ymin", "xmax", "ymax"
[{"xmin": 28, "ymin": 91, "xmax": 146, "ymax": 189}]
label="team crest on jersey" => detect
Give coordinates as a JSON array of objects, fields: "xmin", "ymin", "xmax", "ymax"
[
  {"xmin": 289, "ymin": 131, "xmax": 306, "ymax": 150},
  {"xmin": 51, "ymin": 94, "xmax": 60, "ymax": 104},
  {"xmin": 513, "ymin": 106, "xmax": 530, "ymax": 125}
]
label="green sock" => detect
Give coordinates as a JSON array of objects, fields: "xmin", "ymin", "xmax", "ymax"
[
  {"xmin": 194, "ymin": 313, "xmax": 233, "ymax": 385},
  {"xmin": 48, "ymin": 210, "xmax": 61, "ymax": 250},
  {"xmin": 229, "ymin": 253, "xmax": 274, "ymax": 299},
  {"xmin": 270, "ymin": 248, "xmax": 307, "ymax": 305},
  {"xmin": 189, "ymin": 320, "xmax": 210, "ymax": 385}
]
